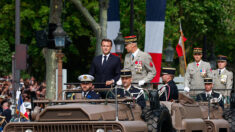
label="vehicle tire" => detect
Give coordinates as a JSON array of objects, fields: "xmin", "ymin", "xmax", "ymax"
[
  {"xmin": 223, "ymin": 109, "xmax": 235, "ymax": 132},
  {"xmin": 142, "ymin": 105, "xmax": 174, "ymax": 132}
]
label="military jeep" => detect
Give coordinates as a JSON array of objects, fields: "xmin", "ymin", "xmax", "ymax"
[{"xmin": 4, "ymin": 90, "xmax": 232, "ymax": 132}]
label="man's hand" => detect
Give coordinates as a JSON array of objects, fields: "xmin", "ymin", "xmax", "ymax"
[
  {"xmin": 106, "ymin": 80, "xmax": 114, "ymax": 86},
  {"xmin": 184, "ymin": 87, "xmax": 190, "ymax": 92},
  {"xmin": 138, "ymin": 80, "xmax": 145, "ymax": 86}
]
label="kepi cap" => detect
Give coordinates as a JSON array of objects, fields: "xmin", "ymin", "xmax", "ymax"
[
  {"xmin": 124, "ymin": 35, "xmax": 137, "ymax": 44},
  {"xmin": 204, "ymin": 78, "xmax": 213, "ymax": 84},
  {"xmin": 161, "ymin": 67, "xmax": 176, "ymax": 75},
  {"xmin": 78, "ymin": 74, "xmax": 94, "ymax": 83},
  {"xmin": 193, "ymin": 48, "xmax": 202, "ymax": 54},
  {"xmin": 217, "ymin": 55, "xmax": 227, "ymax": 62},
  {"xmin": 120, "ymin": 69, "xmax": 132, "ymax": 77}
]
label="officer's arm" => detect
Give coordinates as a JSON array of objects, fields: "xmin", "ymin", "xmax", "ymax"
[
  {"xmin": 142, "ymin": 54, "xmax": 156, "ymax": 82},
  {"xmin": 226, "ymin": 71, "xmax": 233, "ymax": 89}
]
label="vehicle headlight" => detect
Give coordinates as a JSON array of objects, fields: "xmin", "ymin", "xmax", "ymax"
[
  {"xmin": 25, "ymin": 129, "xmax": 33, "ymax": 132},
  {"xmin": 96, "ymin": 129, "xmax": 104, "ymax": 132}
]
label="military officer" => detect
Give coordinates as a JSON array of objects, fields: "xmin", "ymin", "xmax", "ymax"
[
  {"xmin": 77, "ymin": 74, "xmax": 100, "ymax": 99},
  {"xmin": 196, "ymin": 78, "xmax": 224, "ymax": 109},
  {"xmin": 119, "ymin": 35, "xmax": 156, "ymax": 88},
  {"xmin": 158, "ymin": 67, "xmax": 178, "ymax": 101},
  {"xmin": 212, "ymin": 55, "xmax": 233, "ymax": 98},
  {"xmin": 114, "ymin": 69, "xmax": 146, "ymax": 109},
  {"xmin": 184, "ymin": 48, "xmax": 212, "ymax": 94}
]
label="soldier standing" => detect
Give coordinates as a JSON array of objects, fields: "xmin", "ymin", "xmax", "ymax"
[
  {"xmin": 158, "ymin": 67, "xmax": 178, "ymax": 101},
  {"xmin": 118, "ymin": 35, "xmax": 156, "ymax": 88},
  {"xmin": 212, "ymin": 55, "xmax": 233, "ymax": 101},
  {"xmin": 184, "ymin": 48, "xmax": 212, "ymax": 94},
  {"xmin": 196, "ymin": 78, "xmax": 224, "ymax": 109}
]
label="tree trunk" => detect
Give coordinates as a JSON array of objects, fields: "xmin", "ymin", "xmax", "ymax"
[
  {"xmin": 44, "ymin": 0, "xmax": 63, "ymax": 100},
  {"xmin": 70, "ymin": 0, "xmax": 108, "ymax": 56}
]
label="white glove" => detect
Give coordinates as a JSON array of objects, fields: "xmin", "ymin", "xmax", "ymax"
[
  {"xmin": 138, "ymin": 80, "xmax": 145, "ymax": 86},
  {"xmin": 184, "ymin": 87, "xmax": 190, "ymax": 92},
  {"xmin": 116, "ymin": 79, "xmax": 122, "ymax": 85}
]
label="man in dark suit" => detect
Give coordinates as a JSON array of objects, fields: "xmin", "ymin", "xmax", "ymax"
[
  {"xmin": 158, "ymin": 67, "xmax": 178, "ymax": 101},
  {"xmin": 114, "ymin": 69, "xmax": 146, "ymax": 109},
  {"xmin": 196, "ymin": 78, "xmax": 224, "ymax": 109},
  {"xmin": 89, "ymin": 39, "xmax": 121, "ymax": 98}
]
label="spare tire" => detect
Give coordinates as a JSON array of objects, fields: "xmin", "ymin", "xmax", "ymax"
[
  {"xmin": 223, "ymin": 109, "xmax": 235, "ymax": 132},
  {"xmin": 142, "ymin": 105, "xmax": 174, "ymax": 132}
]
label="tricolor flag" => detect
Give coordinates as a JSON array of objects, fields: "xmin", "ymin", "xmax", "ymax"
[
  {"xmin": 107, "ymin": 0, "xmax": 120, "ymax": 54},
  {"xmin": 176, "ymin": 36, "xmax": 187, "ymax": 57},
  {"xmin": 16, "ymin": 91, "xmax": 29, "ymax": 120},
  {"xmin": 144, "ymin": 0, "xmax": 167, "ymax": 82}
]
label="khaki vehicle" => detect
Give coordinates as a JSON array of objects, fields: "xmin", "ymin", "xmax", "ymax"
[{"xmin": 3, "ymin": 90, "xmax": 234, "ymax": 132}]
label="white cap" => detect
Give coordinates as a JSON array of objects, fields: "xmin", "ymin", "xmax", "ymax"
[{"xmin": 78, "ymin": 74, "xmax": 94, "ymax": 82}]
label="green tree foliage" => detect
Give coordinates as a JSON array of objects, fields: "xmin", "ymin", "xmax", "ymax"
[
  {"xmin": 0, "ymin": 39, "xmax": 12, "ymax": 76},
  {"xmin": 0, "ymin": 0, "xmax": 234, "ymax": 80}
]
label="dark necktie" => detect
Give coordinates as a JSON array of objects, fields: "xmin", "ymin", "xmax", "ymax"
[
  {"xmin": 103, "ymin": 55, "xmax": 107, "ymax": 66},
  {"xmin": 219, "ymin": 70, "xmax": 221, "ymax": 75}
]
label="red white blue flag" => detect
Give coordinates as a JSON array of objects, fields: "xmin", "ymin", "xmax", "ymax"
[
  {"xmin": 107, "ymin": 0, "xmax": 120, "ymax": 54},
  {"xmin": 16, "ymin": 91, "xmax": 29, "ymax": 120},
  {"xmin": 144, "ymin": 0, "xmax": 167, "ymax": 82}
]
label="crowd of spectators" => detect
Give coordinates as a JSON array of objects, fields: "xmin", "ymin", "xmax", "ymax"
[{"xmin": 0, "ymin": 75, "xmax": 46, "ymax": 130}]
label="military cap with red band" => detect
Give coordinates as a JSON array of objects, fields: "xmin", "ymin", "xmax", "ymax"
[{"xmin": 124, "ymin": 35, "xmax": 137, "ymax": 44}]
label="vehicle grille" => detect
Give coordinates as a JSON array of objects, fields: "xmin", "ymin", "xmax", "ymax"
[{"xmin": 4, "ymin": 122, "xmax": 123, "ymax": 132}]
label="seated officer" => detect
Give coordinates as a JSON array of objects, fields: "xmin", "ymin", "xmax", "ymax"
[
  {"xmin": 158, "ymin": 67, "xmax": 178, "ymax": 101},
  {"xmin": 114, "ymin": 69, "xmax": 146, "ymax": 109},
  {"xmin": 196, "ymin": 78, "xmax": 224, "ymax": 109},
  {"xmin": 77, "ymin": 74, "xmax": 100, "ymax": 99}
]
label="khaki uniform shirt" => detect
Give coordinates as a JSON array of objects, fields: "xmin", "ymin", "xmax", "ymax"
[
  {"xmin": 212, "ymin": 68, "xmax": 233, "ymax": 96},
  {"xmin": 124, "ymin": 50, "xmax": 156, "ymax": 86},
  {"xmin": 185, "ymin": 60, "xmax": 212, "ymax": 94}
]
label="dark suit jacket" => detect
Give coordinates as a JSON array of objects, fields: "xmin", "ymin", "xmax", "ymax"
[{"xmin": 89, "ymin": 54, "xmax": 121, "ymax": 88}]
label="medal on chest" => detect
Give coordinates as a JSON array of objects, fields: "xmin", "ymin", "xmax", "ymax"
[
  {"xmin": 220, "ymin": 74, "xmax": 227, "ymax": 84},
  {"xmin": 200, "ymin": 69, "xmax": 206, "ymax": 78},
  {"xmin": 135, "ymin": 60, "xmax": 143, "ymax": 74}
]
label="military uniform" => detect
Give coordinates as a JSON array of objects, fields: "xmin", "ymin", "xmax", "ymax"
[
  {"xmin": 80, "ymin": 91, "xmax": 100, "ymax": 99},
  {"xmin": 114, "ymin": 86, "xmax": 146, "ymax": 109},
  {"xmin": 159, "ymin": 67, "xmax": 178, "ymax": 101},
  {"xmin": 196, "ymin": 91, "xmax": 224, "ymax": 109},
  {"xmin": 212, "ymin": 55, "xmax": 233, "ymax": 97},
  {"xmin": 123, "ymin": 36, "xmax": 156, "ymax": 88},
  {"xmin": 196, "ymin": 78, "xmax": 224, "ymax": 109},
  {"xmin": 75, "ymin": 74, "xmax": 101, "ymax": 99},
  {"xmin": 184, "ymin": 48, "xmax": 212, "ymax": 94}
]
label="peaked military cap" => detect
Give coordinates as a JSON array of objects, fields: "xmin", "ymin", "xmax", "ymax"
[
  {"xmin": 124, "ymin": 35, "xmax": 137, "ymax": 44},
  {"xmin": 204, "ymin": 78, "xmax": 213, "ymax": 84},
  {"xmin": 78, "ymin": 74, "xmax": 94, "ymax": 83},
  {"xmin": 120, "ymin": 69, "xmax": 132, "ymax": 77},
  {"xmin": 193, "ymin": 48, "xmax": 202, "ymax": 54},
  {"xmin": 161, "ymin": 67, "xmax": 176, "ymax": 75},
  {"xmin": 217, "ymin": 55, "xmax": 227, "ymax": 62}
]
